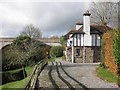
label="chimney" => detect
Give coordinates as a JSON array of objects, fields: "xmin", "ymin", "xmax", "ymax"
[
  {"xmin": 76, "ymin": 22, "xmax": 83, "ymax": 30},
  {"xmin": 83, "ymin": 10, "xmax": 91, "ymax": 35}
]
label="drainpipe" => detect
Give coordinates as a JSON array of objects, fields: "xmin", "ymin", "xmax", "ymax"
[
  {"xmin": 71, "ymin": 37, "xmax": 74, "ymax": 63},
  {"xmin": 83, "ymin": 34, "xmax": 85, "ymax": 63},
  {"xmin": 72, "ymin": 46, "xmax": 74, "ymax": 63}
]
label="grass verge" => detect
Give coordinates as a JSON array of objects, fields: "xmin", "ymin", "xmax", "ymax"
[
  {"xmin": 97, "ymin": 66, "xmax": 118, "ymax": 83},
  {"xmin": 48, "ymin": 58, "xmax": 55, "ymax": 62},
  {"xmin": 1, "ymin": 66, "xmax": 34, "ymax": 90}
]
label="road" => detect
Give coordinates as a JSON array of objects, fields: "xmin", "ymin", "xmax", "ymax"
[{"xmin": 36, "ymin": 58, "xmax": 118, "ymax": 90}]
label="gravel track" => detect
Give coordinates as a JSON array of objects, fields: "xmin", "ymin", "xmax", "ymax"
[{"xmin": 36, "ymin": 59, "xmax": 119, "ymax": 89}]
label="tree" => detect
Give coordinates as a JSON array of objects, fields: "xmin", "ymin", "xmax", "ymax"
[
  {"xmin": 2, "ymin": 35, "xmax": 51, "ymax": 71},
  {"xmin": 90, "ymin": 2, "xmax": 118, "ymax": 26},
  {"xmin": 60, "ymin": 36, "xmax": 66, "ymax": 47},
  {"xmin": 21, "ymin": 24, "xmax": 42, "ymax": 38}
]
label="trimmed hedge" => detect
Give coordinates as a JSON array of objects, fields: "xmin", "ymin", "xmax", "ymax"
[
  {"xmin": 113, "ymin": 30, "xmax": 120, "ymax": 86},
  {"xmin": 102, "ymin": 31, "xmax": 118, "ymax": 74},
  {"xmin": 2, "ymin": 69, "xmax": 27, "ymax": 85},
  {"xmin": 50, "ymin": 46, "xmax": 63, "ymax": 58}
]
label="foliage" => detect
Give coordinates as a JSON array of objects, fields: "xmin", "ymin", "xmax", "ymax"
[
  {"xmin": 2, "ymin": 69, "xmax": 27, "ymax": 84},
  {"xmin": 101, "ymin": 31, "xmax": 118, "ymax": 74},
  {"xmin": 113, "ymin": 30, "xmax": 120, "ymax": 86},
  {"xmin": 48, "ymin": 58, "xmax": 55, "ymax": 62},
  {"xmin": 50, "ymin": 46, "xmax": 63, "ymax": 58},
  {"xmin": 100, "ymin": 36, "xmax": 105, "ymax": 63},
  {"xmin": 21, "ymin": 24, "xmax": 42, "ymax": 38},
  {"xmin": 90, "ymin": 2, "xmax": 118, "ymax": 27},
  {"xmin": 60, "ymin": 36, "xmax": 66, "ymax": 47},
  {"xmin": 99, "ymin": 62, "xmax": 106, "ymax": 68},
  {"xmin": 2, "ymin": 35, "xmax": 51, "ymax": 71},
  {"xmin": 97, "ymin": 66, "xmax": 118, "ymax": 83},
  {"xmin": 113, "ymin": 30, "xmax": 120, "ymax": 66},
  {"xmin": 1, "ymin": 66, "xmax": 34, "ymax": 89}
]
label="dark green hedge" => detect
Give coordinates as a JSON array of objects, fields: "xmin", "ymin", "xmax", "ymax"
[
  {"xmin": 2, "ymin": 69, "xmax": 27, "ymax": 85},
  {"xmin": 50, "ymin": 46, "xmax": 63, "ymax": 58},
  {"xmin": 113, "ymin": 30, "xmax": 120, "ymax": 86}
]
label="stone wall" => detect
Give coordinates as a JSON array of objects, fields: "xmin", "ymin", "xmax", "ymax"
[
  {"xmin": 74, "ymin": 47, "xmax": 83, "ymax": 63},
  {"xmin": 74, "ymin": 46, "xmax": 101, "ymax": 63},
  {"xmin": 65, "ymin": 47, "xmax": 72, "ymax": 62}
]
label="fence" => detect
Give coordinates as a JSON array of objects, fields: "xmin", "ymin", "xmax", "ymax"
[{"xmin": 24, "ymin": 59, "xmax": 48, "ymax": 90}]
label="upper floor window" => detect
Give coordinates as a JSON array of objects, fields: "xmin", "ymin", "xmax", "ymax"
[
  {"xmin": 92, "ymin": 34, "xmax": 100, "ymax": 46},
  {"xmin": 73, "ymin": 34, "xmax": 81, "ymax": 46}
]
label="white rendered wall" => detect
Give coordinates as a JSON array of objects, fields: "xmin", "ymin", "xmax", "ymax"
[
  {"xmin": 81, "ymin": 34, "xmax": 84, "ymax": 46},
  {"xmin": 84, "ymin": 34, "xmax": 91, "ymax": 46},
  {"xmin": 67, "ymin": 38, "xmax": 73, "ymax": 47},
  {"xmin": 72, "ymin": 34, "xmax": 84, "ymax": 46},
  {"xmin": 76, "ymin": 25, "xmax": 82, "ymax": 30},
  {"xmin": 78, "ymin": 34, "xmax": 80, "ymax": 46},
  {"xmin": 74, "ymin": 34, "xmax": 77, "ymax": 46}
]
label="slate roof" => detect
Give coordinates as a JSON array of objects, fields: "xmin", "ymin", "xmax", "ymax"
[{"xmin": 64, "ymin": 25, "xmax": 112, "ymax": 39}]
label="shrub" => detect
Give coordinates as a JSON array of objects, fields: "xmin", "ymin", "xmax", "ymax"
[
  {"xmin": 113, "ymin": 30, "xmax": 120, "ymax": 86},
  {"xmin": 113, "ymin": 30, "xmax": 120, "ymax": 67},
  {"xmin": 2, "ymin": 35, "xmax": 51, "ymax": 71},
  {"xmin": 50, "ymin": 46, "xmax": 63, "ymax": 58},
  {"xmin": 101, "ymin": 31, "xmax": 118, "ymax": 74},
  {"xmin": 99, "ymin": 62, "xmax": 106, "ymax": 68},
  {"xmin": 2, "ymin": 69, "xmax": 27, "ymax": 84}
]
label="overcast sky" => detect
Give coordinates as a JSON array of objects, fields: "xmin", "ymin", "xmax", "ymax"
[{"xmin": 0, "ymin": 0, "xmax": 119, "ymax": 38}]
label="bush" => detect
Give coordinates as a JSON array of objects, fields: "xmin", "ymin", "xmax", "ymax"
[
  {"xmin": 101, "ymin": 31, "xmax": 118, "ymax": 74},
  {"xmin": 113, "ymin": 30, "xmax": 120, "ymax": 86},
  {"xmin": 113, "ymin": 30, "xmax": 120, "ymax": 67},
  {"xmin": 99, "ymin": 62, "xmax": 106, "ymax": 68},
  {"xmin": 2, "ymin": 69, "xmax": 27, "ymax": 84},
  {"xmin": 50, "ymin": 46, "xmax": 63, "ymax": 58},
  {"xmin": 2, "ymin": 35, "xmax": 51, "ymax": 71}
]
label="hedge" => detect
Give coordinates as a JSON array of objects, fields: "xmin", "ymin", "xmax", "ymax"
[
  {"xmin": 2, "ymin": 69, "xmax": 27, "ymax": 84},
  {"xmin": 102, "ymin": 31, "xmax": 118, "ymax": 74},
  {"xmin": 50, "ymin": 46, "xmax": 63, "ymax": 58}
]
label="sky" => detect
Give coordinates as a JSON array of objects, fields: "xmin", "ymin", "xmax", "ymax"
[{"xmin": 0, "ymin": 0, "xmax": 119, "ymax": 38}]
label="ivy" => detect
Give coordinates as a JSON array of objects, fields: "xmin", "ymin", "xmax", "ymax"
[
  {"xmin": 113, "ymin": 30, "xmax": 120, "ymax": 86},
  {"xmin": 113, "ymin": 30, "xmax": 120, "ymax": 65}
]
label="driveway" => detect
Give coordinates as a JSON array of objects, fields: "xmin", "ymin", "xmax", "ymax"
[{"xmin": 36, "ymin": 58, "xmax": 118, "ymax": 89}]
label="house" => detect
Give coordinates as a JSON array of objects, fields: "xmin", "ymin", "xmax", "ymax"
[{"xmin": 64, "ymin": 11, "xmax": 112, "ymax": 63}]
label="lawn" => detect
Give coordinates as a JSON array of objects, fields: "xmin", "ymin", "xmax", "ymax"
[
  {"xmin": 1, "ymin": 66, "xmax": 34, "ymax": 90},
  {"xmin": 97, "ymin": 66, "xmax": 118, "ymax": 83}
]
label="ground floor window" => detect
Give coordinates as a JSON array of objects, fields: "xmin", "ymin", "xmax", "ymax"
[{"xmin": 76, "ymin": 48, "xmax": 80, "ymax": 56}]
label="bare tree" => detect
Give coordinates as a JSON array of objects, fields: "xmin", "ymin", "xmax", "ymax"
[
  {"xmin": 21, "ymin": 24, "xmax": 42, "ymax": 38},
  {"xmin": 90, "ymin": 2, "xmax": 118, "ymax": 27}
]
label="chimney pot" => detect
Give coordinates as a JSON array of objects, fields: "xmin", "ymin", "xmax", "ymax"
[{"xmin": 83, "ymin": 10, "xmax": 91, "ymax": 16}]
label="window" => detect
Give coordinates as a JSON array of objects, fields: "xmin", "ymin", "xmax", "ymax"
[
  {"xmin": 92, "ymin": 34, "xmax": 100, "ymax": 46},
  {"xmin": 73, "ymin": 34, "xmax": 81, "ymax": 46},
  {"xmin": 76, "ymin": 48, "xmax": 80, "ymax": 56}
]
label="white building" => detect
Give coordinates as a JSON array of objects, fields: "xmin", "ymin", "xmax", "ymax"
[{"xmin": 64, "ymin": 11, "xmax": 112, "ymax": 63}]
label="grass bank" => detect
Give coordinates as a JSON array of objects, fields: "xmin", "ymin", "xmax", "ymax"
[
  {"xmin": 48, "ymin": 58, "xmax": 55, "ymax": 62},
  {"xmin": 97, "ymin": 66, "xmax": 118, "ymax": 83},
  {"xmin": 1, "ymin": 66, "xmax": 34, "ymax": 90}
]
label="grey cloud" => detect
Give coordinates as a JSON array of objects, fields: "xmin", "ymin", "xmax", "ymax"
[{"xmin": 0, "ymin": 2, "xmax": 90, "ymax": 37}]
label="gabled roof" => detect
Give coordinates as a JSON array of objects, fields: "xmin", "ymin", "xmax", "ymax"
[
  {"xmin": 64, "ymin": 25, "xmax": 112, "ymax": 39},
  {"xmin": 90, "ymin": 25, "xmax": 112, "ymax": 34},
  {"xmin": 64, "ymin": 28, "xmax": 85, "ymax": 39}
]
